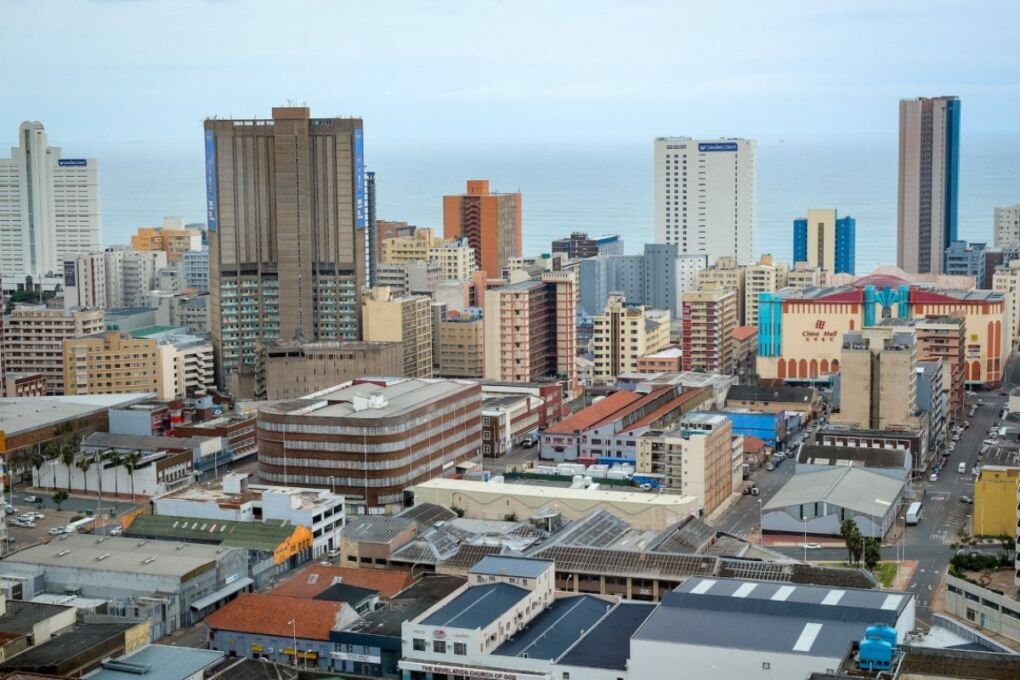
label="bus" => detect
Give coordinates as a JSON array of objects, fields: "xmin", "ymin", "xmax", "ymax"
[
  {"xmin": 905, "ymin": 502, "xmax": 923, "ymax": 526},
  {"xmin": 63, "ymin": 516, "xmax": 96, "ymax": 534}
]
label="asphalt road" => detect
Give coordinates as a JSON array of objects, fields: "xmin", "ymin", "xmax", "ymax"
[{"xmin": 714, "ymin": 389, "xmax": 1011, "ymax": 625}]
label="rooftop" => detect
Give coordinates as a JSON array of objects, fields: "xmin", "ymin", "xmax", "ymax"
[
  {"xmin": 341, "ymin": 515, "xmax": 416, "ymax": 544},
  {"xmin": 732, "ymin": 325, "xmax": 759, "ymax": 341},
  {"xmin": 260, "ymin": 378, "xmax": 477, "ymax": 420},
  {"xmin": 765, "ymin": 467, "xmax": 904, "ymax": 516},
  {"xmin": 270, "ymin": 564, "xmax": 414, "ymax": 600},
  {"xmin": 160, "ymin": 479, "xmax": 339, "ymax": 511},
  {"xmin": 82, "ymin": 432, "xmax": 211, "ymax": 452},
  {"xmin": 557, "ymin": 602, "xmax": 655, "ymax": 670},
  {"xmin": 727, "ymin": 384, "xmax": 818, "ymax": 405},
  {"xmin": 414, "ymin": 478, "xmax": 699, "ymax": 511},
  {"xmin": 0, "ymin": 600, "xmax": 75, "ymax": 636},
  {"xmin": 797, "ymin": 444, "xmax": 909, "ymax": 470},
  {"xmin": 2, "ymin": 533, "xmax": 237, "ymax": 578},
  {"xmin": 634, "ymin": 577, "xmax": 911, "ymax": 659},
  {"xmin": 312, "ymin": 582, "xmax": 379, "ymax": 605},
  {"xmin": 124, "ymin": 515, "xmax": 301, "ymax": 553},
  {"xmin": 204, "ymin": 594, "xmax": 346, "ymax": 640},
  {"xmin": 493, "ymin": 596, "xmax": 609, "ymax": 661},
  {"xmin": 86, "ymin": 645, "xmax": 224, "ymax": 680},
  {"xmin": 469, "ymin": 556, "xmax": 551, "ymax": 579},
  {"xmin": 0, "ymin": 623, "xmax": 137, "ymax": 671},
  {"xmin": 0, "ymin": 394, "xmax": 154, "ymax": 437},
  {"xmin": 420, "ymin": 582, "xmax": 529, "ymax": 629},
  {"xmin": 338, "ymin": 575, "xmax": 466, "ymax": 640},
  {"xmin": 544, "ymin": 390, "xmax": 642, "ymax": 434}
]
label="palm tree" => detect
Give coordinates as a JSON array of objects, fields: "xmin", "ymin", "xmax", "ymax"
[
  {"xmin": 77, "ymin": 457, "xmax": 93, "ymax": 496},
  {"xmin": 42, "ymin": 441, "xmax": 59, "ymax": 488},
  {"xmin": 59, "ymin": 443, "xmax": 76, "ymax": 492},
  {"xmin": 105, "ymin": 450, "xmax": 122, "ymax": 498},
  {"xmin": 125, "ymin": 451, "xmax": 141, "ymax": 500},
  {"xmin": 31, "ymin": 452, "xmax": 45, "ymax": 489}
]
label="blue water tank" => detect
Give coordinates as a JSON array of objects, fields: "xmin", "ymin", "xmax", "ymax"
[
  {"xmin": 858, "ymin": 639, "xmax": 893, "ymax": 671},
  {"xmin": 865, "ymin": 624, "xmax": 898, "ymax": 647}
]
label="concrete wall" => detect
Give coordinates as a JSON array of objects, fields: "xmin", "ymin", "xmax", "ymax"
[
  {"xmin": 209, "ymin": 631, "xmax": 337, "ymax": 671},
  {"xmin": 944, "ymin": 575, "xmax": 1020, "ymax": 643}
]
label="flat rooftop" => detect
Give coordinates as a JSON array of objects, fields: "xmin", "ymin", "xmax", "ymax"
[
  {"xmin": 260, "ymin": 378, "xmax": 476, "ymax": 420},
  {"xmin": 469, "ymin": 556, "xmax": 551, "ymax": 580},
  {"xmin": 0, "ymin": 623, "xmax": 137, "ymax": 670},
  {"xmin": 83, "ymin": 432, "xmax": 212, "ymax": 452},
  {"xmin": 414, "ymin": 478, "xmax": 699, "ymax": 510},
  {"xmin": 421, "ymin": 583, "xmax": 529, "ymax": 629},
  {"xmin": 339, "ymin": 575, "xmax": 466, "ymax": 639},
  {"xmin": 2, "ymin": 533, "xmax": 236, "ymax": 578},
  {"xmin": 633, "ymin": 577, "xmax": 911, "ymax": 659},
  {"xmin": 160, "ymin": 480, "xmax": 339, "ymax": 510},
  {"xmin": 0, "ymin": 600, "xmax": 75, "ymax": 635},
  {"xmin": 493, "ymin": 595, "xmax": 609, "ymax": 661},
  {"xmin": 87, "ymin": 645, "xmax": 224, "ymax": 680},
  {"xmin": 557, "ymin": 602, "xmax": 655, "ymax": 670},
  {"xmin": 0, "ymin": 394, "xmax": 154, "ymax": 437}
]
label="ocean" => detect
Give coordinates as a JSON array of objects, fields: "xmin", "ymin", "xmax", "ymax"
[{"xmin": 96, "ymin": 133, "xmax": 1020, "ymax": 275}]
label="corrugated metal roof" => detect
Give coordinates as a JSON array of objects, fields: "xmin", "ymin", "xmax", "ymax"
[{"xmin": 125, "ymin": 514, "xmax": 300, "ymax": 553}]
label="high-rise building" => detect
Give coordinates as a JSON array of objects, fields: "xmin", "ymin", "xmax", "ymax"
[
  {"xmin": 437, "ymin": 308, "xmax": 485, "ymax": 378},
  {"xmin": 578, "ymin": 244, "xmax": 706, "ymax": 318},
  {"xmin": 205, "ymin": 107, "xmax": 366, "ymax": 388},
  {"xmin": 654, "ymin": 137, "xmax": 756, "ymax": 264},
  {"xmin": 592, "ymin": 293, "xmax": 671, "ymax": 383},
  {"xmin": 3, "ymin": 305, "xmax": 105, "ymax": 394},
  {"xmin": 362, "ymin": 287, "xmax": 433, "ymax": 378},
  {"xmin": 897, "ymin": 96, "xmax": 961, "ymax": 275},
  {"xmin": 62, "ymin": 251, "xmax": 108, "ymax": 309},
  {"xmin": 681, "ymin": 289, "xmax": 738, "ymax": 373},
  {"xmin": 443, "ymin": 180, "xmax": 522, "ymax": 277},
  {"xmin": 792, "ymin": 209, "xmax": 856, "ymax": 274},
  {"xmin": 994, "ymin": 204, "xmax": 1020, "ymax": 249},
  {"xmin": 551, "ymin": 232, "xmax": 623, "ymax": 259},
  {"xmin": 913, "ymin": 316, "xmax": 965, "ymax": 424},
  {"xmin": 696, "ymin": 256, "xmax": 747, "ymax": 325},
  {"xmin": 831, "ymin": 327, "xmax": 920, "ymax": 431},
  {"xmin": 0, "ymin": 121, "xmax": 101, "ymax": 283},
  {"xmin": 743, "ymin": 254, "xmax": 789, "ymax": 327},
  {"xmin": 182, "ymin": 249, "xmax": 210, "ymax": 292},
  {"xmin": 483, "ymin": 273, "xmax": 577, "ymax": 389}
]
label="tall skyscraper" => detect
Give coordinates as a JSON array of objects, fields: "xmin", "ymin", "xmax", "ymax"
[
  {"xmin": 897, "ymin": 96, "xmax": 961, "ymax": 275},
  {"xmin": 994, "ymin": 204, "xmax": 1020, "ymax": 249},
  {"xmin": 654, "ymin": 137, "xmax": 756, "ymax": 265},
  {"xmin": 793, "ymin": 209, "xmax": 856, "ymax": 274},
  {"xmin": 0, "ymin": 121, "xmax": 101, "ymax": 283},
  {"xmin": 443, "ymin": 179, "xmax": 521, "ymax": 277},
  {"xmin": 205, "ymin": 107, "xmax": 366, "ymax": 388}
]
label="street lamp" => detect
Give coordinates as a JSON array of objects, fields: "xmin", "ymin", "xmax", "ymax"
[
  {"xmin": 758, "ymin": 498, "xmax": 764, "ymax": 545},
  {"xmin": 802, "ymin": 516, "xmax": 808, "ymax": 562},
  {"xmin": 288, "ymin": 619, "xmax": 297, "ymax": 667}
]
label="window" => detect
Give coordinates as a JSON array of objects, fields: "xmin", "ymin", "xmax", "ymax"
[
  {"xmin": 412, "ymin": 638, "xmax": 426, "ymax": 651},
  {"xmin": 433, "ymin": 640, "xmax": 446, "ymax": 654},
  {"xmin": 454, "ymin": 642, "xmax": 467, "ymax": 655},
  {"xmin": 762, "ymin": 662, "xmax": 771, "ymax": 670}
]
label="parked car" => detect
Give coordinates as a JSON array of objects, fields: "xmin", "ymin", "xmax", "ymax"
[
  {"xmin": 972, "ymin": 466, "xmax": 981, "ymax": 476},
  {"xmin": 109, "ymin": 526, "xmax": 123, "ymax": 536},
  {"xmin": 27, "ymin": 512, "xmax": 44, "ymax": 520},
  {"xmin": 802, "ymin": 543, "xmax": 822, "ymax": 550},
  {"xmin": 327, "ymin": 548, "xmax": 340, "ymax": 559},
  {"xmin": 3, "ymin": 505, "xmax": 14, "ymax": 515},
  {"xmin": 766, "ymin": 463, "xmax": 776, "ymax": 471},
  {"xmin": 47, "ymin": 527, "xmax": 65, "ymax": 536},
  {"xmin": 22, "ymin": 496, "xmax": 39, "ymax": 503},
  {"xmin": 929, "ymin": 473, "xmax": 939, "ymax": 482},
  {"xmin": 520, "ymin": 436, "xmax": 537, "ymax": 448},
  {"xmin": 959, "ymin": 496, "xmax": 974, "ymax": 505}
]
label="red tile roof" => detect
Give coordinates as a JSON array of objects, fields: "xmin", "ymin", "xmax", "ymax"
[
  {"xmin": 205, "ymin": 594, "xmax": 345, "ymax": 640},
  {"xmin": 743, "ymin": 436, "xmax": 767, "ymax": 453},
  {"xmin": 732, "ymin": 326, "xmax": 759, "ymax": 341},
  {"xmin": 270, "ymin": 564, "xmax": 414, "ymax": 600},
  {"xmin": 544, "ymin": 390, "xmax": 643, "ymax": 434}
]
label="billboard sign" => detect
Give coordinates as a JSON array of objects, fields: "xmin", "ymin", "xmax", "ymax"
[
  {"xmin": 698, "ymin": 142, "xmax": 739, "ymax": 152},
  {"xmin": 58, "ymin": 158, "xmax": 87, "ymax": 167},
  {"xmin": 63, "ymin": 261, "xmax": 77, "ymax": 288},
  {"xmin": 204, "ymin": 129, "xmax": 218, "ymax": 231},
  {"xmin": 354, "ymin": 128, "xmax": 365, "ymax": 229}
]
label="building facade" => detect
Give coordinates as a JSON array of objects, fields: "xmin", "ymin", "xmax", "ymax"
[
  {"xmin": 897, "ymin": 96, "xmax": 961, "ymax": 275},
  {"xmin": 681, "ymin": 289, "xmax": 738, "ymax": 373},
  {"xmin": 253, "ymin": 339, "xmax": 402, "ymax": 401},
  {"xmin": 0, "ymin": 121, "xmax": 101, "ymax": 283},
  {"xmin": 994, "ymin": 204, "xmax": 1020, "ymax": 249},
  {"xmin": 436, "ymin": 308, "xmax": 485, "ymax": 378},
  {"xmin": 944, "ymin": 240, "xmax": 986, "ymax": 282},
  {"xmin": 3, "ymin": 305, "xmax": 105, "ymax": 394},
  {"xmin": 63, "ymin": 331, "xmax": 164, "ymax": 397},
  {"xmin": 362, "ymin": 287, "xmax": 433, "ymax": 379},
  {"xmin": 793, "ymin": 209, "xmax": 856, "ymax": 274},
  {"xmin": 592, "ymin": 293, "xmax": 671, "ymax": 383},
  {"xmin": 130, "ymin": 218, "xmax": 203, "ymax": 263},
  {"xmin": 257, "ymin": 379, "xmax": 482, "ymax": 513},
  {"xmin": 744, "ymin": 254, "xmax": 789, "ymax": 327},
  {"xmin": 443, "ymin": 180, "xmax": 521, "ymax": 277},
  {"xmin": 205, "ymin": 107, "xmax": 366, "ymax": 388},
  {"xmin": 830, "ymin": 327, "xmax": 921, "ymax": 431},
  {"xmin": 654, "ymin": 137, "xmax": 755, "ymax": 265},
  {"xmin": 551, "ymin": 232, "xmax": 623, "ymax": 259}
]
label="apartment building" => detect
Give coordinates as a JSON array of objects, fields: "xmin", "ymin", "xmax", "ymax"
[
  {"xmin": 913, "ymin": 316, "xmax": 966, "ymax": 424},
  {"xmin": 944, "ymin": 240, "xmax": 986, "ymax": 282},
  {"xmin": 443, "ymin": 180, "xmax": 522, "ymax": 276},
  {"xmin": 994, "ymin": 204, "xmax": 1020, "ymax": 249},
  {"xmin": 681, "ymin": 289, "xmax": 738, "ymax": 374},
  {"xmin": 744, "ymin": 254, "xmax": 789, "ymax": 327},
  {"xmin": 637, "ymin": 413, "xmax": 739, "ymax": 516},
  {"xmin": 787, "ymin": 262, "xmax": 823, "ymax": 289},
  {"xmin": 551, "ymin": 231, "xmax": 623, "ymax": 258},
  {"xmin": 257, "ymin": 378, "xmax": 481, "ymax": 512},
  {"xmin": 362, "ymin": 287, "xmax": 433, "ymax": 378},
  {"xmin": 793, "ymin": 209, "xmax": 856, "ymax": 274},
  {"xmin": 592, "ymin": 293, "xmax": 671, "ymax": 383},
  {"xmin": 437, "ymin": 308, "xmax": 485, "ymax": 378},
  {"xmin": 831, "ymin": 327, "xmax": 921, "ymax": 431},
  {"xmin": 696, "ymin": 256, "xmax": 746, "ymax": 324},
  {"xmin": 130, "ymin": 217, "xmax": 203, "ymax": 262},
  {"xmin": 3, "ymin": 306, "xmax": 105, "ymax": 394}
]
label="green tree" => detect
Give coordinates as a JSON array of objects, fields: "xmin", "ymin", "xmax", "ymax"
[
  {"xmin": 31, "ymin": 452, "xmax": 45, "ymax": 488},
  {"xmin": 52, "ymin": 491, "xmax": 69, "ymax": 511},
  {"xmin": 125, "ymin": 451, "xmax": 141, "ymax": 500},
  {"xmin": 59, "ymin": 443, "xmax": 76, "ymax": 491},
  {"xmin": 840, "ymin": 519, "xmax": 863, "ymax": 566},
  {"xmin": 77, "ymin": 457, "xmax": 93, "ymax": 496},
  {"xmin": 864, "ymin": 537, "xmax": 881, "ymax": 571}
]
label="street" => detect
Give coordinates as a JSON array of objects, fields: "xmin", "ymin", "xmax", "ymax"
[{"xmin": 713, "ymin": 381, "xmax": 1013, "ymax": 625}]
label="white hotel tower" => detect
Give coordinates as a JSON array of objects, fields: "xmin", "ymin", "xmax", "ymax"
[
  {"xmin": 0, "ymin": 121, "xmax": 101, "ymax": 287},
  {"xmin": 654, "ymin": 137, "xmax": 755, "ymax": 265}
]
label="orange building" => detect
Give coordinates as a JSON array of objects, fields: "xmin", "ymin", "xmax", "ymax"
[{"xmin": 443, "ymin": 180, "xmax": 522, "ymax": 277}]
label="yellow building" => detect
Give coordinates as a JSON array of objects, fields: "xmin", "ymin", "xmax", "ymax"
[
  {"xmin": 362, "ymin": 287, "xmax": 433, "ymax": 378},
  {"xmin": 130, "ymin": 217, "xmax": 203, "ymax": 263},
  {"xmin": 787, "ymin": 262, "xmax": 824, "ymax": 289},
  {"xmin": 973, "ymin": 466, "xmax": 1020, "ymax": 537},
  {"xmin": 592, "ymin": 293, "xmax": 671, "ymax": 382},
  {"xmin": 63, "ymin": 331, "xmax": 164, "ymax": 397},
  {"xmin": 756, "ymin": 271, "xmax": 1006, "ymax": 387},
  {"xmin": 744, "ymin": 254, "xmax": 789, "ymax": 327},
  {"xmin": 697, "ymin": 256, "xmax": 746, "ymax": 324},
  {"xmin": 379, "ymin": 228, "xmax": 438, "ymax": 264},
  {"xmin": 437, "ymin": 309, "xmax": 485, "ymax": 378}
]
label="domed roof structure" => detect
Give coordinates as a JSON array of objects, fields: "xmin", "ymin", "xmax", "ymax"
[{"xmin": 852, "ymin": 265, "xmax": 911, "ymax": 289}]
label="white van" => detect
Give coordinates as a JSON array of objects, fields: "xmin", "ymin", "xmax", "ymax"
[{"xmin": 958, "ymin": 462, "xmax": 967, "ymax": 474}]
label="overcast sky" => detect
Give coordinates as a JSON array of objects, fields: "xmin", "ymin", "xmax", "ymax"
[{"xmin": 3, "ymin": 0, "xmax": 1019, "ymax": 148}]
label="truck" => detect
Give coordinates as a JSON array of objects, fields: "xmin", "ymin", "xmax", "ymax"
[{"xmin": 905, "ymin": 502, "xmax": 923, "ymax": 526}]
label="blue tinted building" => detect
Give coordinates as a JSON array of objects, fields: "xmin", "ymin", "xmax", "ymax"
[{"xmin": 793, "ymin": 210, "xmax": 856, "ymax": 274}]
